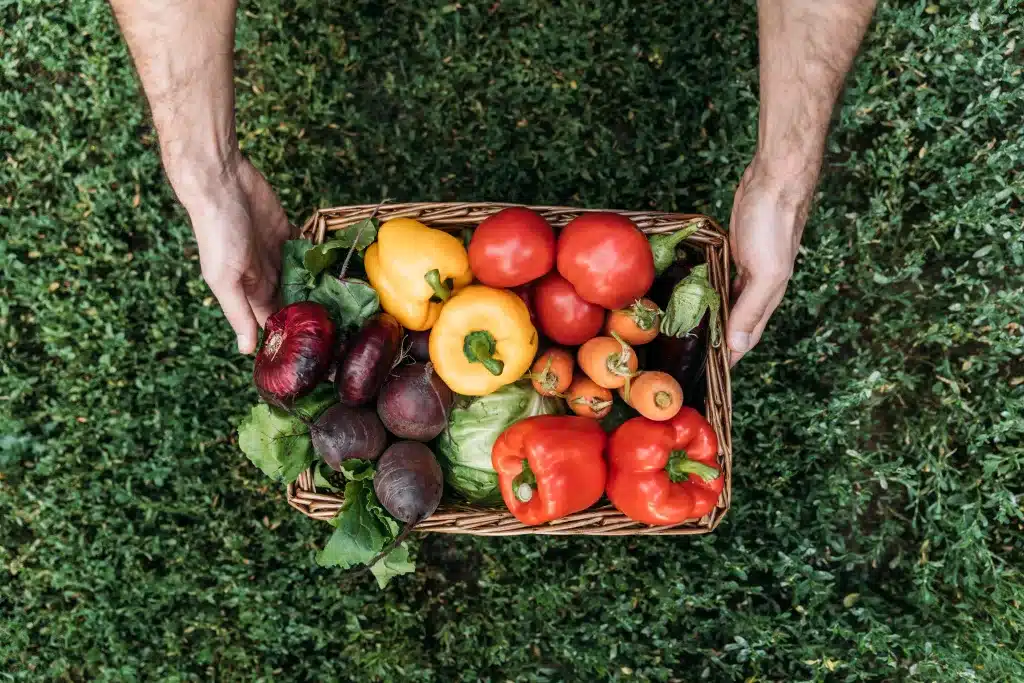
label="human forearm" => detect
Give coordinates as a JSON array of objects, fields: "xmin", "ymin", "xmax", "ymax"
[
  {"xmin": 111, "ymin": 0, "xmax": 289, "ymax": 354},
  {"xmin": 754, "ymin": 0, "xmax": 876, "ymax": 189},
  {"xmin": 110, "ymin": 0, "xmax": 240, "ymax": 205},
  {"xmin": 726, "ymin": 0, "xmax": 875, "ymax": 363}
]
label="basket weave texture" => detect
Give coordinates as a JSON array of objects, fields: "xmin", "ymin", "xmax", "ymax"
[{"xmin": 287, "ymin": 203, "xmax": 733, "ymax": 536}]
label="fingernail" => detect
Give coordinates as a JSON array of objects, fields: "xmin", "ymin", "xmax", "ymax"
[
  {"xmin": 729, "ymin": 331, "xmax": 751, "ymax": 353},
  {"xmin": 237, "ymin": 334, "xmax": 253, "ymax": 354}
]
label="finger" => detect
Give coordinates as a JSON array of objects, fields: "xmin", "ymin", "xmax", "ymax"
[
  {"xmin": 727, "ymin": 274, "xmax": 783, "ymax": 356},
  {"xmin": 248, "ymin": 259, "xmax": 280, "ymax": 328},
  {"xmin": 730, "ymin": 287, "xmax": 785, "ymax": 367},
  {"xmin": 749, "ymin": 289, "xmax": 785, "ymax": 348},
  {"xmin": 208, "ymin": 275, "xmax": 259, "ymax": 354}
]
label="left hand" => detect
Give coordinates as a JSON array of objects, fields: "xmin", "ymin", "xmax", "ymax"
[{"xmin": 727, "ymin": 156, "xmax": 814, "ymax": 365}]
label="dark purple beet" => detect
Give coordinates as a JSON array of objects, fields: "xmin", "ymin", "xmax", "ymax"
[
  {"xmin": 336, "ymin": 313, "xmax": 403, "ymax": 406},
  {"xmin": 405, "ymin": 330, "xmax": 431, "ymax": 363},
  {"xmin": 376, "ymin": 362, "xmax": 454, "ymax": 441},
  {"xmin": 311, "ymin": 403, "xmax": 388, "ymax": 470},
  {"xmin": 373, "ymin": 441, "xmax": 443, "ymax": 523}
]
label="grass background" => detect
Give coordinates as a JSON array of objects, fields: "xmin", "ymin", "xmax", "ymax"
[{"xmin": 2, "ymin": 0, "xmax": 1022, "ymax": 680}]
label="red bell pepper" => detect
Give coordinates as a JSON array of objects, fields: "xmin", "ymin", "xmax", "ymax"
[
  {"xmin": 491, "ymin": 415, "xmax": 607, "ymax": 525},
  {"xmin": 606, "ymin": 407, "xmax": 723, "ymax": 525}
]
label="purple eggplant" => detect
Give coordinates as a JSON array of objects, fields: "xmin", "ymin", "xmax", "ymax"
[
  {"xmin": 335, "ymin": 313, "xmax": 404, "ymax": 406},
  {"xmin": 647, "ymin": 260, "xmax": 716, "ymax": 414},
  {"xmin": 650, "ymin": 314, "xmax": 709, "ymax": 409}
]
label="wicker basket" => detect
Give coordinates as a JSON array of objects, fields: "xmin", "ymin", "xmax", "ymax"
[{"xmin": 287, "ymin": 203, "xmax": 733, "ymax": 536}]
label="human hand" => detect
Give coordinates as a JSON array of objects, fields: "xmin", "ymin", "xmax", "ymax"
[
  {"xmin": 727, "ymin": 157, "xmax": 813, "ymax": 365},
  {"xmin": 174, "ymin": 154, "xmax": 291, "ymax": 354}
]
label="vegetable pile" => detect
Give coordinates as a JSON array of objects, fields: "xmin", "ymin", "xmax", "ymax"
[{"xmin": 237, "ymin": 208, "xmax": 725, "ymax": 586}]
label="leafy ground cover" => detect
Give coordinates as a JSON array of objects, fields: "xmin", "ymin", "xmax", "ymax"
[{"xmin": 1, "ymin": 1, "xmax": 1022, "ymax": 680}]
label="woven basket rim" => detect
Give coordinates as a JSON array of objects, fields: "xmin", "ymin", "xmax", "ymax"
[{"xmin": 287, "ymin": 202, "xmax": 733, "ymax": 536}]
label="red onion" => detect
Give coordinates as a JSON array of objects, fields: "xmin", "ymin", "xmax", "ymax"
[{"xmin": 254, "ymin": 301, "xmax": 336, "ymax": 405}]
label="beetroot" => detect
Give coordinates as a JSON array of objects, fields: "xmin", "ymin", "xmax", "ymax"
[
  {"xmin": 405, "ymin": 329, "xmax": 432, "ymax": 363},
  {"xmin": 311, "ymin": 404, "xmax": 388, "ymax": 469},
  {"xmin": 376, "ymin": 362, "xmax": 453, "ymax": 441},
  {"xmin": 373, "ymin": 441, "xmax": 444, "ymax": 524}
]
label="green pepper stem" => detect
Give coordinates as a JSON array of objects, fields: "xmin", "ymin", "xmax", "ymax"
[
  {"xmin": 463, "ymin": 330, "xmax": 505, "ymax": 376},
  {"xmin": 666, "ymin": 450, "xmax": 719, "ymax": 484},
  {"xmin": 512, "ymin": 459, "xmax": 536, "ymax": 502},
  {"xmin": 425, "ymin": 269, "xmax": 451, "ymax": 301}
]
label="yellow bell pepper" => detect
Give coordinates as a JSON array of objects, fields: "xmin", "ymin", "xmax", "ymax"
[
  {"xmin": 429, "ymin": 285, "xmax": 539, "ymax": 396},
  {"xmin": 364, "ymin": 218, "xmax": 473, "ymax": 331}
]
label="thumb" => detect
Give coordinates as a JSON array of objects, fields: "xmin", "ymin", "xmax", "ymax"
[
  {"xmin": 208, "ymin": 275, "xmax": 260, "ymax": 354},
  {"xmin": 727, "ymin": 274, "xmax": 780, "ymax": 355}
]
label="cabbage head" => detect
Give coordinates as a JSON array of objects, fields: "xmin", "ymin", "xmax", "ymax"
[{"xmin": 437, "ymin": 380, "xmax": 564, "ymax": 504}]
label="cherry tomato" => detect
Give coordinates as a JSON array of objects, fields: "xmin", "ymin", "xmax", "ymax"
[
  {"xmin": 468, "ymin": 207, "xmax": 556, "ymax": 288},
  {"xmin": 556, "ymin": 212, "xmax": 655, "ymax": 309},
  {"xmin": 533, "ymin": 272, "xmax": 605, "ymax": 346}
]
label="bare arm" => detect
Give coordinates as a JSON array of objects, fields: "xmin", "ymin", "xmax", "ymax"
[
  {"xmin": 111, "ymin": 0, "xmax": 289, "ymax": 354},
  {"xmin": 728, "ymin": 0, "xmax": 876, "ymax": 363}
]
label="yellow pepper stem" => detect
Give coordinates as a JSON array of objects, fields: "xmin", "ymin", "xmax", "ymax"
[
  {"xmin": 424, "ymin": 269, "xmax": 453, "ymax": 302},
  {"xmin": 463, "ymin": 330, "xmax": 504, "ymax": 376}
]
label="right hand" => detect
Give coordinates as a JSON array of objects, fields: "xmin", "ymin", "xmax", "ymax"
[{"xmin": 174, "ymin": 154, "xmax": 291, "ymax": 354}]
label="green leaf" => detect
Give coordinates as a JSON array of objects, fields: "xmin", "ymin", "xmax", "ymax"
[
  {"xmin": 303, "ymin": 242, "xmax": 346, "ymax": 279},
  {"xmin": 303, "ymin": 220, "xmax": 378, "ymax": 277},
  {"xmin": 281, "ymin": 239, "xmax": 315, "ymax": 305},
  {"xmin": 314, "ymin": 461, "xmax": 342, "ymax": 492},
  {"xmin": 369, "ymin": 543, "xmax": 415, "ymax": 588},
  {"xmin": 340, "ymin": 458, "xmax": 376, "ymax": 482},
  {"xmin": 316, "ymin": 480, "xmax": 388, "ymax": 569},
  {"xmin": 309, "ymin": 276, "xmax": 380, "ymax": 331},
  {"xmin": 365, "ymin": 484, "xmax": 402, "ymax": 537},
  {"xmin": 315, "ymin": 459, "xmax": 414, "ymax": 585},
  {"xmin": 292, "ymin": 384, "xmax": 338, "ymax": 422},
  {"xmin": 237, "ymin": 404, "xmax": 314, "ymax": 484},
  {"xmin": 660, "ymin": 263, "xmax": 721, "ymax": 345}
]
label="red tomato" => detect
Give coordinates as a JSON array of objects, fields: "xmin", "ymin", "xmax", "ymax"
[
  {"xmin": 468, "ymin": 207, "xmax": 556, "ymax": 288},
  {"xmin": 533, "ymin": 272, "xmax": 605, "ymax": 346},
  {"xmin": 556, "ymin": 212, "xmax": 655, "ymax": 309}
]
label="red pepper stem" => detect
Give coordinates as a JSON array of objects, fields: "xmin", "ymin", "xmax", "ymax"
[
  {"xmin": 512, "ymin": 459, "xmax": 536, "ymax": 502},
  {"xmin": 666, "ymin": 450, "xmax": 719, "ymax": 483}
]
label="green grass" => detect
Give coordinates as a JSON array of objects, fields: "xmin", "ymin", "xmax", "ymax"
[{"xmin": 2, "ymin": 0, "xmax": 1022, "ymax": 680}]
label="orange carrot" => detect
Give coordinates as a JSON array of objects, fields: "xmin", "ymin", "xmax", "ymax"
[
  {"xmin": 529, "ymin": 347, "xmax": 575, "ymax": 397},
  {"xmin": 604, "ymin": 298, "xmax": 661, "ymax": 345},
  {"xmin": 576, "ymin": 333, "xmax": 638, "ymax": 390},
  {"xmin": 566, "ymin": 374, "xmax": 614, "ymax": 419},
  {"xmin": 619, "ymin": 371, "xmax": 682, "ymax": 421}
]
